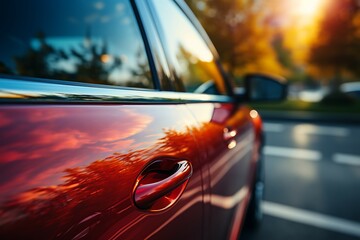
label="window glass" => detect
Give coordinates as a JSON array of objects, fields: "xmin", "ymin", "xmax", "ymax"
[
  {"xmin": 0, "ymin": 0, "xmax": 153, "ymax": 89},
  {"xmin": 150, "ymin": 0, "xmax": 226, "ymax": 95}
]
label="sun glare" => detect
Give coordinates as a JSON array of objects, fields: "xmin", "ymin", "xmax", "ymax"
[{"xmin": 292, "ymin": 0, "xmax": 324, "ymax": 18}]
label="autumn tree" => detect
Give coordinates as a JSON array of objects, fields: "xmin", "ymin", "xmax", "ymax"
[
  {"xmin": 185, "ymin": 0, "xmax": 286, "ymax": 78},
  {"xmin": 309, "ymin": 0, "xmax": 360, "ymax": 91}
]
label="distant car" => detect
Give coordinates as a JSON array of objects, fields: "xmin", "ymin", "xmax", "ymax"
[
  {"xmin": 0, "ymin": 0, "xmax": 286, "ymax": 239},
  {"xmin": 341, "ymin": 82, "xmax": 360, "ymax": 99}
]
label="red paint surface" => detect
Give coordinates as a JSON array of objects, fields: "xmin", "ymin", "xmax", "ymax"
[
  {"xmin": 186, "ymin": 103, "xmax": 258, "ymax": 239},
  {"xmin": 0, "ymin": 103, "xmax": 260, "ymax": 239},
  {"xmin": 0, "ymin": 104, "xmax": 203, "ymax": 239}
]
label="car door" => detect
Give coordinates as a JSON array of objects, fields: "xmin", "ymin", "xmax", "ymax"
[
  {"xmin": 146, "ymin": 0, "xmax": 260, "ymax": 239},
  {"xmin": 0, "ymin": 0, "xmax": 205, "ymax": 239}
]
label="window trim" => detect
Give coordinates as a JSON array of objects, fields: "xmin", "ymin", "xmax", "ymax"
[{"xmin": 0, "ymin": 75, "xmax": 232, "ymax": 104}]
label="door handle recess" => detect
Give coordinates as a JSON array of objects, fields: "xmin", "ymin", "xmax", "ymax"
[{"xmin": 133, "ymin": 160, "xmax": 192, "ymax": 212}]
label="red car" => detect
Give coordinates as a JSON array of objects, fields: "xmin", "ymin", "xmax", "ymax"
[{"xmin": 0, "ymin": 0, "xmax": 286, "ymax": 239}]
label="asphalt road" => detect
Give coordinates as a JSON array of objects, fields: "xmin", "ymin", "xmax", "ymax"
[{"xmin": 241, "ymin": 120, "xmax": 360, "ymax": 240}]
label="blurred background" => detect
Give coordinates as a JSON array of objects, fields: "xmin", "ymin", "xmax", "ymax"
[
  {"xmin": 185, "ymin": 0, "xmax": 360, "ymax": 239},
  {"xmin": 186, "ymin": 0, "xmax": 360, "ymax": 111}
]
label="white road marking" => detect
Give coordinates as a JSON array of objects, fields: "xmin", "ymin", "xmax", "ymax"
[
  {"xmin": 264, "ymin": 146, "xmax": 322, "ymax": 161},
  {"xmin": 333, "ymin": 153, "xmax": 360, "ymax": 166},
  {"xmin": 293, "ymin": 124, "xmax": 349, "ymax": 137},
  {"xmin": 263, "ymin": 201, "xmax": 360, "ymax": 238},
  {"xmin": 263, "ymin": 123, "xmax": 285, "ymax": 132}
]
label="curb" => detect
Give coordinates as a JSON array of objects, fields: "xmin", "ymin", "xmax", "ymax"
[{"xmin": 258, "ymin": 110, "xmax": 360, "ymax": 124}]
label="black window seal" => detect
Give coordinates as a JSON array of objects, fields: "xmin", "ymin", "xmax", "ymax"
[
  {"xmin": 130, "ymin": 0, "xmax": 161, "ymax": 90},
  {"xmin": 134, "ymin": 0, "xmax": 174, "ymax": 91}
]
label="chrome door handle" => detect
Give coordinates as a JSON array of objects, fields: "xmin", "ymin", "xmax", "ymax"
[{"xmin": 133, "ymin": 159, "xmax": 192, "ymax": 212}]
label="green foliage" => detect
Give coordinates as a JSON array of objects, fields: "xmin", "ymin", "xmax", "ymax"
[{"xmin": 320, "ymin": 91, "xmax": 357, "ymax": 105}]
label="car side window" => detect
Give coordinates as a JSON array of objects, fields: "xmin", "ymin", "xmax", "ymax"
[
  {"xmin": 150, "ymin": 0, "xmax": 227, "ymax": 95},
  {"xmin": 0, "ymin": 0, "xmax": 153, "ymax": 89}
]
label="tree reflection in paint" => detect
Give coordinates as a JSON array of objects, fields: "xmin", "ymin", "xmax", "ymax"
[
  {"xmin": 0, "ymin": 151, "xmax": 146, "ymax": 239},
  {"xmin": 0, "ymin": 103, "xmax": 235, "ymax": 239},
  {"xmin": 0, "ymin": 127, "xmax": 202, "ymax": 239}
]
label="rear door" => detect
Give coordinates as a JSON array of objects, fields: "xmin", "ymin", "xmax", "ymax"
[
  {"xmin": 0, "ymin": 0, "xmax": 204, "ymax": 239},
  {"xmin": 146, "ymin": 0, "xmax": 259, "ymax": 239}
]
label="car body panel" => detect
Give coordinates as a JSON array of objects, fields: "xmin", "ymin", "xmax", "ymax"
[
  {"xmin": 186, "ymin": 103, "xmax": 261, "ymax": 239},
  {"xmin": 0, "ymin": 104, "xmax": 204, "ymax": 239}
]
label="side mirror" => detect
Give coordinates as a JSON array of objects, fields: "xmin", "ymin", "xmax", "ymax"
[{"xmin": 243, "ymin": 73, "xmax": 287, "ymax": 102}]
